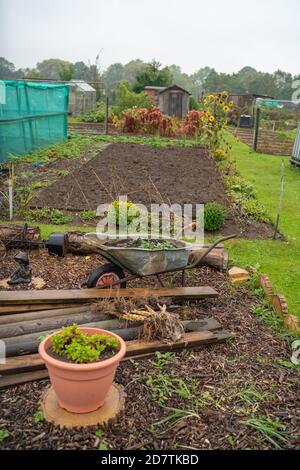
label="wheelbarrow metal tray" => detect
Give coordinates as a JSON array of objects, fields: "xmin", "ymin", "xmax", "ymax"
[{"xmin": 84, "ymin": 234, "xmax": 190, "ymax": 276}]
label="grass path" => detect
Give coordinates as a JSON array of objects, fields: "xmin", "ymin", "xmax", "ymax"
[{"xmin": 225, "ymin": 133, "xmax": 300, "ymax": 318}]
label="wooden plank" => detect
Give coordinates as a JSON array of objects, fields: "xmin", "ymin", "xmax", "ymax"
[
  {"xmin": 125, "ymin": 330, "xmax": 232, "ymax": 357},
  {"xmin": 0, "ymin": 303, "xmax": 81, "ymax": 315},
  {"xmin": 0, "ymin": 330, "xmax": 233, "ymax": 389},
  {"xmin": 0, "ymin": 310, "xmax": 109, "ymax": 339},
  {"xmin": 0, "ymin": 306, "xmax": 91, "ymax": 325},
  {"xmin": 0, "ymin": 369, "xmax": 49, "ymax": 389},
  {"xmin": 0, "ymin": 286, "xmax": 218, "ymax": 305}
]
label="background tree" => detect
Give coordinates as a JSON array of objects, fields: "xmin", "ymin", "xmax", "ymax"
[
  {"xmin": 0, "ymin": 57, "xmax": 22, "ymax": 79},
  {"xmin": 23, "ymin": 68, "xmax": 42, "ymax": 79},
  {"xmin": 133, "ymin": 60, "xmax": 172, "ymax": 93},
  {"xmin": 58, "ymin": 63, "xmax": 73, "ymax": 81},
  {"xmin": 73, "ymin": 61, "xmax": 90, "ymax": 80},
  {"xmin": 168, "ymin": 64, "xmax": 193, "ymax": 92},
  {"xmin": 190, "ymin": 67, "xmax": 214, "ymax": 97},
  {"xmin": 123, "ymin": 59, "xmax": 145, "ymax": 83},
  {"xmin": 36, "ymin": 59, "xmax": 72, "ymax": 80},
  {"xmin": 103, "ymin": 63, "xmax": 124, "ymax": 101}
]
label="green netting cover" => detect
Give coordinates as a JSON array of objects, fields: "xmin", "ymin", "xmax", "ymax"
[{"xmin": 0, "ymin": 81, "xmax": 69, "ymax": 162}]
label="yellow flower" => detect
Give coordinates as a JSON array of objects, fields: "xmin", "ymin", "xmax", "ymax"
[
  {"xmin": 219, "ymin": 100, "xmax": 224, "ymax": 106},
  {"xmin": 229, "ymin": 101, "xmax": 234, "ymax": 107},
  {"xmin": 209, "ymin": 115, "xmax": 215, "ymax": 122},
  {"xmin": 223, "ymin": 120, "xmax": 228, "ymax": 126},
  {"xmin": 208, "ymin": 94, "xmax": 214, "ymax": 100},
  {"xmin": 204, "ymin": 99, "xmax": 208, "ymax": 105},
  {"xmin": 223, "ymin": 105, "xmax": 229, "ymax": 113}
]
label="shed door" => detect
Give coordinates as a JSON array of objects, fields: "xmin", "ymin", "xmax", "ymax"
[{"xmin": 169, "ymin": 92, "xmax": 183, "ymax": 118}]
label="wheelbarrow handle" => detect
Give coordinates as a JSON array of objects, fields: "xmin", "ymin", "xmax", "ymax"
[{"xmin": 188, "ymin": 234, "xmax": 237, "ymax": 269}]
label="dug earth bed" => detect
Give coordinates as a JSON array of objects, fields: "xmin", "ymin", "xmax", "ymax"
[
  {"xmin": 30, "ymin": 143, "xmax": 274, "ymax": 239},
  {"xmin": 0, "ymin": 259, "xmax": 299, "ymax": 449}
]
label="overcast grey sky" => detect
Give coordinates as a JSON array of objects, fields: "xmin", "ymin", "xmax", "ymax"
[{"xmin": 0, "ymin": 0, "xmax": 299, "ymax": 74}]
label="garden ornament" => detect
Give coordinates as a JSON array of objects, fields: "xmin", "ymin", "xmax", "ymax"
[{"xmin": 8, "ymin": 251, "xmax": 32, "ymax": 285}]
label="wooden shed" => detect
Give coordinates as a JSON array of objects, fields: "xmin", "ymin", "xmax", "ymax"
[
  {"xmin": 228, "ymin": 93, "xmax": 273, "ymax": 109},
  {"xmin": 144, "ymin": 84, "xmax": 190, "ymax": 118}
]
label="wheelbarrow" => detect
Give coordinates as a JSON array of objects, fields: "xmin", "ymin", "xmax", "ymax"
[{"xmin": 83, "ymin": 233, "xmax": 236, "ymax": 288}]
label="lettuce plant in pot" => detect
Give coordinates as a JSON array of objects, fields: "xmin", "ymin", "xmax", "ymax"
[{"xmin": 39, "ymin": 324, "xmax": 126, "ymax": 413}]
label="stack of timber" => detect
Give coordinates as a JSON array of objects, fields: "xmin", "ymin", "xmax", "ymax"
[{"xmin": 0, "ymin": 285, "xmax": 233, "ymax": 389}]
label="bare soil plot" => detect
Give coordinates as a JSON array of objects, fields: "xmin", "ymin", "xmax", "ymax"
[{"xmin": 31, "ymin": 143, "xmax": 274, "ymax": 239}]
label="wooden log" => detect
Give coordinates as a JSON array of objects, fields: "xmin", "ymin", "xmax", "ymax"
[
  {"xmin": 1, "ymin": 317, "xmax": 221, "ymax": 358},
  {"xmin": 0, "ymin": 306, "xmax": 91, "ymax": 325},
  {"xmin": 0, "ymin": 330, "xmax": 233, "ymax": 388},
  {"xmin": 0, "ymin": 286, "xmax": 218, "ymax": 305},
  {"xmin": 0, "ymin": 309, "xmax": 110, "ymax": 338},
  {"xmin": 4, "ymin": 326, "xmax": 143, "ymax": 357},
  {"xmin": 66, "ymin": 231, "xmax": 98, "ymax": 255},
  {"xmin": 0, "ymin": 224, "xmax": 41, "ymax": 247},
  {"xmin": 3, "ymin": 320, "xmax": 142, "ymax": 357},
  {"xmin": 189, "ymin": 248, "xmax": 228, "ymax": 271},
  {"xmin": 0, "ymin": 312, "xmax": 221, "ymax": 343},
  {"xmin": 0, "ymin": 303, "xmax": 82, "ymax": 315}
]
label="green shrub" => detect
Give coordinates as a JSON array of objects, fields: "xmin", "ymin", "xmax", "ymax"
[
  {"xmin": 189, "ymin": 96, "xmax": 200, "ymax": 111},
  {"xmin": 204, "ymin": 202, "xmax": 227, "ymax": 231},
  {"xmin": 112, "ymin": 81, "xmax": 152, "ymax": 116},
  {"xmin": 51, "ymin": 324, "xmax": 120, "ymax": 364},
  {"xmin": 26, "ymin": 208, "xmax": 72, "ymax": 225},
  {"xmin": 80, "ymin": 210, "xmax": 97, "ymax": 221},
  {"xmin": 213, "ymin": 148, "xmax": 229, "ymax": 162},
  {"xmin": 241, "ymin": 199, "xmax": 269, "ymax": 222},
  {"xmin": 107, "ymin": 200, "xmax": 140, "ymax": 227},
  {"xmin": 226, "ymin": 175, "xmax": 256, "ymax": 199},
  {"xmin": 80, "ymin": 101, "xmax": 106, "ymax": 123}
]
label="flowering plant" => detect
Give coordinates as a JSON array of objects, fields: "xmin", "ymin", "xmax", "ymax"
[
  {"xmin": 180, "ymin": 92, "xmax": 233, "ymax": 149},
  {"xmin": 112, "ymin": 107, "xmax": 179, "ymax": 137}
]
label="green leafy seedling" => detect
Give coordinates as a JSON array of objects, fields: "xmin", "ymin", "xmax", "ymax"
[
  {"xmin": 34, "ymin": 411, "xmax": 44, "ymax": 424},
  {"xmin": 0, "ymin": 429, "xmax": 10, "ymax": 442}
]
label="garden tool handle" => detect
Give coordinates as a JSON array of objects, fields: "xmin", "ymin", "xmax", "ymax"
[
  {"xmin": 176, "ymin": 222, "xmax": 196, "ymax": 240},
  {"xmin": 188, "ymin": 234, "xmax": 236, "ymax": 269}
]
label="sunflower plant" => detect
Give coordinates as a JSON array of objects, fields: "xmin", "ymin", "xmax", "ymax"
[{"xmin": 180, "ymin": 92, "xmax": 233, "ymax": 150}]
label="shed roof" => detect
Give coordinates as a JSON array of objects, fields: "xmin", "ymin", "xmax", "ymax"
[
  {"xmin": 69, "ymin": 80, "xmax": 96, "ymax": 92},
  {"xmin": 145, "ymin": 84, "xmax": 191, "ymax": 95},
  {"xmin": 229, "ymin": 92, "xmax": 273, "ymax": 99},
  {"xmin": 159, "ymin": 84, "xmax": 191, "ymax": 95}
]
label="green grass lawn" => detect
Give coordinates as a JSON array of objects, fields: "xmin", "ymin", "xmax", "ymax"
[{"xmin": 225, "ymin": 133, "xmax": 300, "ymax": 318}]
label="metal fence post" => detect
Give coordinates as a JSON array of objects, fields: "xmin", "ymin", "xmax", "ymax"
[
  {"xmin": 105, "ymin": 96, "xmax": 109, "ymax": 135},
  {"xmin": 253, "ymin": 107, "xmax": 260, "ymax": 152}
]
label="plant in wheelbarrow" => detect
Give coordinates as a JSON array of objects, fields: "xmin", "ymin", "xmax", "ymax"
[{"xmin": 39, "ymin": 324, "xmax": 126, "ymax": 413}]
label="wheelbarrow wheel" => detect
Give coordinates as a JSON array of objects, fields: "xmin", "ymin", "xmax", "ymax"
[{"xmin": 87, "ymin": 263, "xmax": 127, "ymax": 288}]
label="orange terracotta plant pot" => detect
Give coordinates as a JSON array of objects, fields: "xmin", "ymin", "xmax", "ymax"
[{"xmin": 39, "ymin": 327, "xmax": 126, "ymax": 413}]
